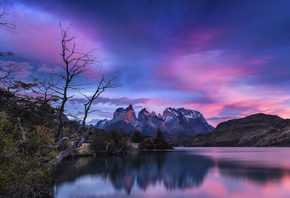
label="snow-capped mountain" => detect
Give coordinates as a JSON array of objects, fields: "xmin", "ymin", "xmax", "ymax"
[
  {"xmin": 95, "ymin": 119, "xmax": 109, "ymax": 128},
  {"xmin": 97, "ymin": 104, "xmax": 140, "ymax": 132},
  {"xmin": 161, "ymin": 107, "xmax": 214, "ymax": 135},
  {"xmin": 96, "ymin": 104, "xmax": 214, "ymax": 136},
  {"xmin": 138, "ymin": 108, "xmax": 172, "ymax": 136}
]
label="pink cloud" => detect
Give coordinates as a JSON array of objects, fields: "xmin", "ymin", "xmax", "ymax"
[
  {"xmin": 1, "ymin": 3, "xmax": 107, "ymax": 80},
  {"xmin": 1, "ymin": 6, "xmax": 61, "ymax": 63},
  {"xmin": 176, "ymin": 28, "xmax": 226, "ymax": 51},
  {"xmin": 158, "ymin": 50, "xmax": 267, "ymax": 95},
  {"xmin": 199, "ymin": 87, "xmax": 290, "ymax": 126}
]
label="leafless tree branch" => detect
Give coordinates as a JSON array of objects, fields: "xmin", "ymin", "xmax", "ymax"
[
  {"xmin": 55, "ymin": 23, "xmax": 98, "ymax": 139},
  {"xmin": 17, "ymin": 117, "xmax": 26, "ymax": 142},
  {"xmin": 0, "ymin": 61, "xmax": 22, "ymax": 83},
  {"xmin": 48, "ymin": 23, "xmax": 118, "ymax": 165},
  {"xmin": 56, "ymin": 75, "xmax": 118, "ymax": 148},
  {"xmin": 0, "ymin": 8, "xmax": 16, "ymax": 29}
]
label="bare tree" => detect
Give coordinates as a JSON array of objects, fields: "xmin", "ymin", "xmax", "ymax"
[
  {"xmin": 51, "ymin": 75, "xmax": 117, "ymax": 165},
  {"xmin": 0, "ymin": 61, "xmax": 22, "ymax": 84},
  {"xmin": 49, "ymin": 24, "xmax": 117, "ymax": 165},
  {"xmin": 0, "ymin": 8, "xmax": 20, "ymax": 84},
  {"xmin": 31, "ymin": 74, "xmax": 57, "ymax": 104},
  {"xmin": 0, "ymin": 8, "xmax": 16, "ymax": 29},
  {"xmin": 54, "ymin": 23, "xmax": 98, "ymax": 139}
]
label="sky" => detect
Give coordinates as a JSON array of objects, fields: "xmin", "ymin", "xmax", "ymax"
[{"xmin": 1, "ymin": 0, "xmax": 290, "ymax": 126}]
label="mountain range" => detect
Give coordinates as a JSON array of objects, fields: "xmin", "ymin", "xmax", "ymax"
[
  {"xmin": 96, "ymin": 104, "xmax": 214, "ymax": 136},
  {"xmin": 190, "ymin": 113, "xmax": 290, "ymax": 146}
]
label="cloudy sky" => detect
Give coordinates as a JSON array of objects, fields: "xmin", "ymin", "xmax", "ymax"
[{"xmin": 1, "ymin": 0, "xmax": 290, "ymax": 126}]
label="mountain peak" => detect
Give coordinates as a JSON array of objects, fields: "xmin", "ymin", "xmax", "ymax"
[
  {"xmin": 126, "ymin": 104, "xmax": 134, "ymax": 111},
  {"xmin": 140, "ymin": 108, "xmax": 148, "ymax": 112},
  {"xmin": 138, "ymin": 108, "xmax": 150, "ymax": 122}
]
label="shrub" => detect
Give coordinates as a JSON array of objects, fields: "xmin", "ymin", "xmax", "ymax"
[{"xmin": 0, "ymin": 113, "xmax": 57, "ymax": 197}]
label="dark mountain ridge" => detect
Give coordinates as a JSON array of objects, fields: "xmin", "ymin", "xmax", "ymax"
[{"xmin": 190, "ymin": 113, "xmax": 290, "ymax": 147}]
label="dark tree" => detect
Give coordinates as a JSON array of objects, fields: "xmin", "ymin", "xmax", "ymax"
[
  {"xmin": 131, "ymin": 130, "xmax": 143, "ymax": 143},
  {"xmin": 50, "ymin": 24, "xmax": 117, "ymax": 165},
  {"xmin": 154, "ymin": 129, "xmax": 173, "ymax": 149}
]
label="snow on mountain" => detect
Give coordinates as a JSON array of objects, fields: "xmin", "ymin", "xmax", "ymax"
[
  {"xmin": 160, "ymin": 107, "xmax": 213, "ymax": 135},
  {"xmin": 96, "ymin": 119, "xmax": 109, "ymax": 128},
  {"xmin": 138, "ymin": 108, "xmax": 171, "ymax": 136},
  {"xmin": 100, "ymin": 104, "xmax": 140, "ymax": 132}
]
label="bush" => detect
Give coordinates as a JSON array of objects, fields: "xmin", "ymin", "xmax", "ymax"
[
  {"xmin": 139, "ymin": 129, "xmax": 173, "ymax": 150},
  {"xmin": 90, "ymin": 128, "xmax": 131, "ymax": 155},
  {"xmin": 139, "ymin": 137, "xmax": 155, "ymax": 149},
  {"xmin": 131, "ymin": 130, "xmax": 143, "ymax": 143},
  {"xmin": 154, "ymin": 129, "xmax": 173, "ymax": 149},
  {"xmin": 0, "ymin": 113, "xmax": 57, "ymax": 197}
]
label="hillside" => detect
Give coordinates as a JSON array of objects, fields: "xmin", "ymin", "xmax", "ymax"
[{"xmin": 190, "ymin": 113, "xmax": 290, "ymax": 147}]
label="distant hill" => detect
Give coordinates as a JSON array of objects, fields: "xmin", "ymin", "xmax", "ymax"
[
  {"xmin": 96, "ymin": 104, "xmax": 214, "ymax": 137},
  {"xmin": 190, "ymin": 113, "xmax": 290, "ymax": 147}
]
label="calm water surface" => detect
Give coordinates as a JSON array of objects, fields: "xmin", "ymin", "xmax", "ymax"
[{"xmin": 53, "ymin": 147, "xmax": 290, "ymax": 198}]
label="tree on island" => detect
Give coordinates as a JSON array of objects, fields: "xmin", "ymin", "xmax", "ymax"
[{"xmin": 154, "ymin": 129, "xmax": 173, "ymax": 149}]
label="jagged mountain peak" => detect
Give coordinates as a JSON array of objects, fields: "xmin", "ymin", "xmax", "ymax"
[
  {"xmin": 97, "ymin": 105, "xmax": 214, "ymax": 136},
  {"xmin": 126, "ymin": 104, "xmax": 134, "ymax": 111},
  {"xmin": 115, "ymin": 107, "xmax": 125, "ymax": 112},
  {"xmin": 138, "ymin": 108, "xmax": 150, "ymax": 122},
  {"xmin": 139, "ymin": 108, "xmax": 157, "ymax": 117},
  {"xmin": 140, "ymin": 108, "xmax": 149, "ymax": 113},
  {"xmin": 112, "ymin": 105, "xmax": 135, "ymax": 120},
  {"xmin": 96, "ymin": 119, "xmax": 109, "ymax": 128},
  {"xmin": 162, "ymin": 107, "xmax": 201, "ymax": 119}
]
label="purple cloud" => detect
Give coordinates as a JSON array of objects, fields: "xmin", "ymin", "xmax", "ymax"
[{"xmin": 70, "ymin": 96, "xmax": 150, "ymax": 106}]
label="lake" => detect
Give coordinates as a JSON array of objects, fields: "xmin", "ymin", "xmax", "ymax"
[{"xmin": 53, "ymin": 147, "xmax": 290, "ymax": 198}]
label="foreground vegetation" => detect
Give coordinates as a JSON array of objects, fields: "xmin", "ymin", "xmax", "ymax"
[{"xmin": 0, "ymin": 91, "xmax": 58, "ymax": 197}]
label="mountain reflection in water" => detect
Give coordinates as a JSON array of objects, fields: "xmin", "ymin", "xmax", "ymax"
[{"xmin": 53, "ymin": 148, "xmax": 290, "ymax": 198}]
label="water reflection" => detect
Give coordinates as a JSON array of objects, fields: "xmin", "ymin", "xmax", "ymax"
[
  {"xmin": 218, "ymin": 161, "xmax": 284, "ymax": 183},
  {"xmin": 53, "ymin": 148, "xmax": 290, "ymax": 198}
]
